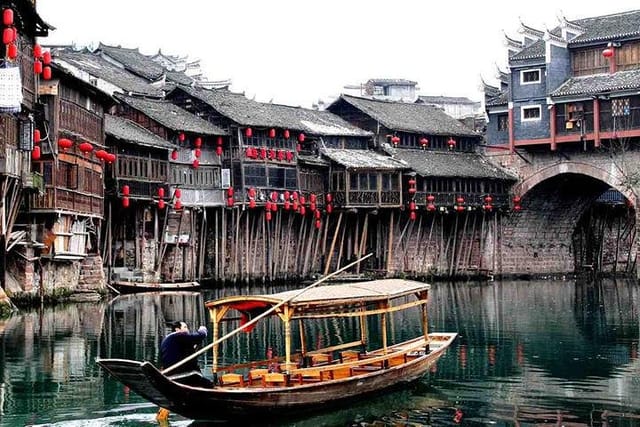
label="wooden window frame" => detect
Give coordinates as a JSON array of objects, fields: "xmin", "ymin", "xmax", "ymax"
[{"xmin": 520, "ymin": 68, "xmax": 541, "ymax": 85}]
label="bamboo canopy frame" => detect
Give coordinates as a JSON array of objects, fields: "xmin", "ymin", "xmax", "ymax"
[{"xmin": 162, "ymin": 252, "xmax": 373, "ymax": 375}]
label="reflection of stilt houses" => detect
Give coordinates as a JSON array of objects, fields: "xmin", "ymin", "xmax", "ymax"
[
  {"xmin": 0, "ymin": 2, "xmax": 50, "ymax": 298},
  {"xmin": 105, "ymin": 95, "xmax": 227, "ymax": 286}
]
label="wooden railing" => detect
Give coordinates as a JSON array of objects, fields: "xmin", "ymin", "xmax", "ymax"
[
  {"xmin": 59, "ymin": 99, "xmax": 103, "ymax": 143},
  {"xmin": 31, "ymin": 187, "xmax": 104, "ymax": 216},
  {"xmin": 332, "ymin": 190, "xmax": 401, "ymax": 207}
]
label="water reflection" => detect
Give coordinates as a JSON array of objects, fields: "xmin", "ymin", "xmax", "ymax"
[{"xmin": 0, "ymin": 279, "xmax": 638, "ymax": 426}]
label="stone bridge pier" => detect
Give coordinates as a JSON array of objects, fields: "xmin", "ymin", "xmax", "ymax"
[{"xmin": 490, "ymin": 148, "xmax": 639, "ymax": 278}]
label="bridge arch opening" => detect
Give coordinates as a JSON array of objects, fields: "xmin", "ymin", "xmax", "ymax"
[{"xmin": 501, "ymin": 172, "xmax": 636, "ymax": 276}]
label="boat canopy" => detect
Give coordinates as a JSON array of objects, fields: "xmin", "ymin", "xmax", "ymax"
[{"xmin": 205, "ymin": 279, "xmax": 429, "ymax": 314}]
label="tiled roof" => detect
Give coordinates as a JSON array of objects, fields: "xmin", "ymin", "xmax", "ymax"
[
  {"xmin": 165, "ymin": 70, "xmax": 194, "ymax": 86},
  {"xmin": 333, "ymin": 95, "xmax": 478, "ymax": 137},
  {"xmin": 174, "ymin": 86, "xmax": 371, "ymax": 137},
  {"xmin": 485, "ymin": 89, "xmax": 510, "ymax": 107},
  {"xmin": 569, "ymin": 10, "xmax": 640, "ymax": 45},
  {"xmin": 509, "ymin": 39, "xmax": 545, "ymax": 61},
  {"xmin": 368, "ymin": 78, "xmax": 417, "ymax": 86},
  {"xmin": 418, "ymin": 95, "xmax": 478, "ymax": 105},
  {"xmin": 551, "ymin": 69, "xmax": 640, "ymax": 97},
  {"xmin": 392, "ymin": 149, "xmax": 517, "ymax": 180},
  {"xmin": 105, "ymin": 114, "xmax": 174, "ymax": 149},
  {"xmin": 321, "ymin": 148, "xmax": 408, "ymax": 170},
  {"xmin": 115, "ymin": 94, "xmax": 227, "ymax": 135},
  {"xmin": 53, "ymin": 51, "xmax": 163, "ymax": 97},
  {"xmin": 98, "ymin": 44, "xmax": 165, "ymax": 81}
]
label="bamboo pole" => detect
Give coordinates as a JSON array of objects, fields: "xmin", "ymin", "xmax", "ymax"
[
  {"xmin": 386, "ymin": 211, "xmax": 395, "ymax": 274},
  {"xmin": 162, "ymin": 253, "xmax": 374, "ymax": 374},
  {"xmin": 356, "ymin": 213, "xmax": 369, "ymax": 274},
  {"xmin": 323, "ymin": 212, "xmax": 343, "ymax": 276}
]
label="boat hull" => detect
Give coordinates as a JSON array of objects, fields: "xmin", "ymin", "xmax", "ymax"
[
  {"xmin": 110, "ymin": 281, "xmax": 200, "ymax": 294},
  {"xmin": 97, "ymin": 333, "xmax": 456, "ymax": 420}
]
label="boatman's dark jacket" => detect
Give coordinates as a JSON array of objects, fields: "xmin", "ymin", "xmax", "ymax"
[{"xmin": 160, "ymin": 327, "xmax": 207, "ymax": 373}]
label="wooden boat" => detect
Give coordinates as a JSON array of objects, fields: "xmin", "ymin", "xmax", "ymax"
[
  {"xmin": 109, "ymin": 280, "xmax": 200, "ymax": 294},
  {"xmin": 97, "ymin": 278, "xmax": 456, "ymax": 421}
]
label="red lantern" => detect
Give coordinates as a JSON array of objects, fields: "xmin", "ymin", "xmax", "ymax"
[
  {"xmin": 409, "ymin": 201, "xmax": 416, "ymax": 211},
  {"xmin": 284, "ymin": 190, "xmax": 290, "ymax": 200},
  {"xmin": 326, "ymin": 193, "xmax": 332, "ymax": 203},
  {"xmin": 194, "ymin": 148, "xmax": 201, "ymax": 158},
  {"xmin": 292, "ymin": 191, "xmax": 299, "ymax": 201},
  {"xmin": 271, "ymin": 201, "xmax": 277, "ymax": 212},
  {"xmin": 315, "ymin": 219, "xmax": 321, "ymax": 229},
  {"xmin": 7, "ymin": 43, "xmax": 17, "ymax": 60},
  {"xmin": 310, "ymin": 202, "xmax": 316, "ymax": 211},
  {"xmin": 245, "ymin": 147, "xmax": 253, "ymax": 158},
  {"xmin": 286, "ymin": 151, "xmax": 293, "ymax": 162},
  {"xmin": 158, "ymin": 199, "xmax": 165, "ymax": 209},
  {"xmin": 298, "ymin": 133, "xmax": 305, "ymax": 142},
  {"xmin": 42, "ymin": 50, "xmax": 51, "ymax": 65},
  {"xmin": 122, "ymin": 185, "xmax": 130, "ymax": 196},
  {"xmin": 391, "ymin": 136, "xmax": 400, "ymax": 146},
  {"xmin": 315, "ymin": 209, "xmax": 321, "ymax": 220},
  {"xmin": 227, "ymin": 187, "xmax": 234, "ymax": 197},
  {"xmin": 217, "ymin": 136, "xmax": 223, "ymax": 146},
  {"xmin": 34, "ymin": 60, "xmax": 43, "ymax": 75},
  {"xmin": 456, "ymin": 205, "xmax": 465, "ymax": 212},
  {"xmin": 277, "ymin": 150, "xmax": 284, "ymax": 161},
  {"xmin": 266, "ymin": 210, "xmax": 272, "ymax": 221},
  {"xmin": 284, "ymin": 129, "xmax": 290, "ymax": 139},
  {"xmin": 420, "ymin": 137, "xmax": 428, "ymax": 147},
  {"xmin": 296, "ymin": 143, "xmax": 301, "ymax": 153},
  {"xmin": 427, "ymin": 203, "xmax": 436, "ymax": 212},
  {"xmin": 300, "ymin": 196, "xmax": 306, "ymax": 205},
  {"xmin": 175, "ymin": 188, "xmax": 182, "ymax": 199},
  {"xmin": 178, "ymin": 132, "xmax": 185, "ymax": 142},
  {"xmin": 513, "ymin": 196, "xmax": 521, "ymax": 204},
  {"xmin": 192, "ymin": 159, "xmax": 200, "ymax": 168},
  {"xmin": 271, "ymin": 191, "xmax": 278, "ymax": 202},
  {"xmin": 122, "ymin": 196, "xmax": 130, "ymax": 208},
  {"xmin": 484, "ymin": 195, "xmax": 493, "ymax": 204},
  {"xmin": 310, "ymin": 193, "xmax": 317, "ymax": 203},
  {"xmin": 2, "ymin": 28, "xmax": 12, "ymax": 45},
  {"xmin": 513, "ymin": 204, "xmax": 522, "ymax": 212},
  {"xmin": 95, "ymin": 149, "xmax": 107, "ymax": 160},
  {"xmin": 284, "ymin": 200, "xmax": 290, "ymax": 210},
  {"xmin": 602, "ymin": 48, "xmax": 614, "ymax": 58},
  {"xmin": 3, "ymin": 8, "xmax": 14, "ymax": 26},
  {"xmin": 158, "ymin": 187, "xmax": 165, "ymax": 198},
  {"xmin": 216, "ymin": 146, "xmax": 223, "ymax": 156},
  {"xmin": 58, "ymin": 138, "xmax": 73, "ymax": 151},
  {"xmin": 268, "ymin": 149, "xmax": 275, "ymax": 160},
  {"xmin": 456, "ymin": 196, "xmax": 464, "ymax": 204},
  {"xmin": 248, "ymin": 187, "xmax": 256, "ymax": 198},
  {"xmin": 259, "ymin": 147, "xmax": 267, "ymax": 159},
  {"xmin": 293, "ymin": 200, "xmax": 299, "ymax": 211},
  {"xmin": 410, "ymin": 211, "xmax": 417, "ymax": 221},
  {"xmin": 408, "ymin": 186, "xmax": 416, "ymax": 195},
  {"xmin": 326, "ymin": 204, "xmax": 333, "ymax": 214},
  {"xmin": 194, "ymin": 137, "xmax": 202, "ymax": 148},
  {"xmin": 227, "ymin": 197, "xmax": 234, "ymax": 207},
  {"xmin": 245, "ymin": 128, "xmax": 252, "ymax": 138},
  {"xmin": 249, "ymin": 199, "xmax": 256, "ymax": 209},
  {"xmin": 265, "ymin": 201, "xmax": 272, "ymax": 211},
  {"xmin": 447, "ymin": 138, "xmax": 456, "ymax": 149},
  {"xmin": 299, "ymin": 206, "xmax": 306, "ymax": 216},
  {"xmin": 33, "ymin": 129, "xmax": 41, "ymax": 143},
  {"xmin": 269, "ymin": 128, "xmax": 276, "ymax": 138},
  {"xmin": 175, "ymin": 199, "xmax": 182, "ymax": 210},
  {"xmin": 33, "ymin": 44, "xmax": 42, "ymax": 58},
  {"xmin": 427, "ymin": 194, "xmax": 435, "ymax": 203},
  {"xmin": 31, "ymin": 146, "xmax": 41, "ymax": 160},
  {"xmin": 79, "ymin": 141, "xmax": 93, "ymax": 154},
  {"xmin": 107, "ymin": 153, "xmax": 116, "ymax": 164},
  {"xmin": 171, "ymin": 149, "xmax": 178, "ymax": 160}
]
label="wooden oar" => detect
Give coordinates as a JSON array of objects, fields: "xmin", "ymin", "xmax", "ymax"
[{"xmin": 162, "ymin": 252, "xmax": 373, "ymax": 375}]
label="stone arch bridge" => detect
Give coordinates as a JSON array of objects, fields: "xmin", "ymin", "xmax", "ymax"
[{"xmin": 489, "ymin": 146, "xmax": 639, "ymax": 278}]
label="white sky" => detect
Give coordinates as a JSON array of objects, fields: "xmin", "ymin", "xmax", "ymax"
[{"xmin": 37, "ymin": 1, "xmax": 640, "ymax": 108}]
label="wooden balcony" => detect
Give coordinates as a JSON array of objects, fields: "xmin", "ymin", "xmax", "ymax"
[
  {"xmin": 59, "ymin": 99, "xmax": 103, "ymax": 143},
  {"xmin": 333, "ymin": 190, "xmax": 401, "ymax": 207},
  {"xmin": 30, "ymin": 187, "xmax": 104, "ymax": 217}
]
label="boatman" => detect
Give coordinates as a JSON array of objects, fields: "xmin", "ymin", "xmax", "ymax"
[
  {"xmin": 157, "ymin": 321, "xmax": 211, "ymax": 422},
  {"xmin": 161, "ymin": 320, "xmax": 208, "ymax": 376}
]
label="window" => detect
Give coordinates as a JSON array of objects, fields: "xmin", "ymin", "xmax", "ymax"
[
  {"xmin": 612, "ymin": 98, "xmax": 630, "ymax": 117},
  {"xmin": 381, "ymin": 173, "xmax": 399, "ymax": 191},
  {"xmin": 497, "ymin": 113, "xmax": 508, "ymax": 131},
  {"xmin": 520, "ymin": 69, "xmax": 541, "ymax": 85},
  {"xmin": 521, "ymin": 105, "xmax": 541, "ymax": 121},
  {"xmin": 350, "ymin": 172, "xmax": 378, "ymax": 191}
]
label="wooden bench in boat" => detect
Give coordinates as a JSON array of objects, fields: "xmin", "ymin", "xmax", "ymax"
[{"xmin": 219, "ymin": 373, "xmax": 245, "ymax": 387}]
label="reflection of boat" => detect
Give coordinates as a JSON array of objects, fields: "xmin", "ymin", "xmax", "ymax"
[
  {"xmin": 109, "ymin": 280, "xmax": 200, "ymax": 294},
  {"xmin": 97, "ymin": 279, "xmax": 456, "ymax": 421}
]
